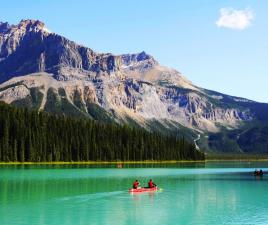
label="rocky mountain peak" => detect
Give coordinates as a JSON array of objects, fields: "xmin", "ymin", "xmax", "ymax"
[
  {"xmin": 137, "ymin": 51, "xmax": 150, "ymax": 61},
  {"xmin": 0, "ymin": 19, "xmax": 52, "ymax": 36},
  {"xmin": 121, "ymin": 51, "xmax": 157, "ymax": 66},
  {"xmin": 0, "ymin": 22, "xmax": 11, "ymax": 34},
  {"xmin": 17, "ymin": 19, "xmax": 51, "ymax": 34},
  {"xmin": 0, "ymin": 20, "xmax": 159, "ymax": 82}
]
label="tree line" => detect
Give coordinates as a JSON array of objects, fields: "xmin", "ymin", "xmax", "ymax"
[{"xmin": 0, "ymin": 102, "xmax": 205, "ymax": 162}]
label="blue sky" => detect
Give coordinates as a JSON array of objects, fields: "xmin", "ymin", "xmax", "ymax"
[{"xmin": 1, "ymin": 0, "xmax": 268, "ymax": 102}]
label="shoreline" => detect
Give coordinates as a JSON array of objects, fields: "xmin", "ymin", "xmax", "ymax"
[
  {"xmin": 0, "ymin": 160, "xmax": 205, "ymax": 165},
  {"xmin": 1, "ymin": 159, "xmax": 268, "ymax": 165}
]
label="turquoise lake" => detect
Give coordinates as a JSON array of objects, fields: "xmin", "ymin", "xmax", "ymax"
[{"xmin": 1, "ymin": 162, "xmax": 268, "ymax": 225}]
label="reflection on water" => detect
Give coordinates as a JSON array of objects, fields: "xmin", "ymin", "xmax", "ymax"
[{"xmin": 0, "ymin": 162, "xmax": 268, "ymax": 225}]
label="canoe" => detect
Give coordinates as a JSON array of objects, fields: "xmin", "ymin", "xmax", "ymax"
[
  {"xmin": 254, "ymin": 171, "xmax": 264, "ymax": 176},
  {"xmin": 129, "ymin": 186, "xmax": 158, "ymax": 193}
]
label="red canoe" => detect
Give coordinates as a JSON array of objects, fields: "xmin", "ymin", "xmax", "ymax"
[{"xmin": 129, "ymin": 186, "xmax": 158, "ymax": 193}]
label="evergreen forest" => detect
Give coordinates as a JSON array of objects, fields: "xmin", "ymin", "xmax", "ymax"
[{"xmin": 0, "ymin": 102, "xmax": 205, "ymax": 162}]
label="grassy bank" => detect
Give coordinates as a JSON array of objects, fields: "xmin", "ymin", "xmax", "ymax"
[
  {"xmin": 0, "ymin": 160, "xmax": 207, "ymax": 165},
  {"xmin": 2, "ymin": 153, "xmax": 268, "ymax": 165},
  {"xmin": 206, "ymin": 153, "xmax": 268, "ymax": 161},
  {"xmin": 2, "ymin": 159, "xmax": 268, "ymax": 165}
]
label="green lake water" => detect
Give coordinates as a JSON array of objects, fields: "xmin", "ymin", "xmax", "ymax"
[{"xmin": 1, "ymin": 162, "xmax": 268, "ymax": 225}]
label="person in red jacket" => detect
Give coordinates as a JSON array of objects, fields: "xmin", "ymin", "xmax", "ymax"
[
  {"xmin": 133, "ymin": 180, "xmax": 140, "ymax": 189},
  {"xmin": 148, "ymin": 179, "xmax": 157, "ymax": 188}
]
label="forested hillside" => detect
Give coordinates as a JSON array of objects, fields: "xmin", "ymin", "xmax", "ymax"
[{"xmin": 0, "ymin": 102, "xmax": 204, "ymax": 162}]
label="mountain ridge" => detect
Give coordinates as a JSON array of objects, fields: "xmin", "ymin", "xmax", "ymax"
[{"xmin": 1, "ymin": 19, "xmax": 268, "ymax": 153}]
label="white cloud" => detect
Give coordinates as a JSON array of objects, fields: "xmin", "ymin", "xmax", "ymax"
[{"xmin": 216, "ymin": 7, "xmax": 254, "ymax": 30}]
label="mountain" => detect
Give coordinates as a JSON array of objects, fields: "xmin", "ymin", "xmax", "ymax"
[{"xmin": 1, "ymin": 19, "xmax": 268, "ymax": 154}]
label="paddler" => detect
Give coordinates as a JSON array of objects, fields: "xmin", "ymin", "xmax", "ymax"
[
  {"xmin": 148, "ymin": 179, "xmax": 157, "ymax": 188},
  {"xmin": 133, "ymin": 180, "xmax": 140, "ymax": 189}
]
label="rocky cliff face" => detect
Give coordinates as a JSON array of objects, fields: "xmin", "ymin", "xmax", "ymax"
[{"xmin": 0, "ymin": 20, "xmax": 259, "ymax": 139}]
